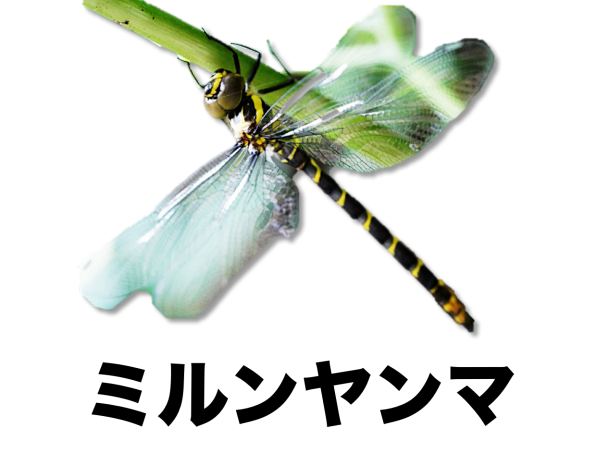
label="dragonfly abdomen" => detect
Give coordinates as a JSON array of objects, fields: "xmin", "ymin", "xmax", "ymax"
[{"xmin": 290, "ymin": 149, "xmax": 474, "ymax": 332}]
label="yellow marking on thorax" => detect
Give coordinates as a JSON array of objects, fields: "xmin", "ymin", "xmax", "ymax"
[
  {"xmin": 337, "ymin": 189, "xmax": 347, "ymax": 207},
  {"xmin": 363, "ymin": 211, "xmax": 373, "ymax": 231},
  {"xmin": 251, "ymin": 95, "xmax": 264, "ymax": 124},
  {"xmin": 411, "ymin": 259, "xmax": 424, "ymax": 278},
  {"xmin": 310, "ymin": 159, "xmax": 322, "ymax": 183},
  {"xmin": 388, "ymin": 236, "xmax": 399, "ymax": 255}
]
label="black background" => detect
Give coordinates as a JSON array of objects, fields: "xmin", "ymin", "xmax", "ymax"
[{"xmin": 73, "ymin": 2, "xmax": 504, "ymax": 338}]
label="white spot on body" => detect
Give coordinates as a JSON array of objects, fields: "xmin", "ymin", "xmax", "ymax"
[{"xmin": 228, "ymin": 110, "xmax": 253, "ymax": 140}]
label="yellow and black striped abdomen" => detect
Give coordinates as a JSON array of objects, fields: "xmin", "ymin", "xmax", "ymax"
[{"xmin": 282, "ymin": 144, "xmax": 474, "ymax": 332}]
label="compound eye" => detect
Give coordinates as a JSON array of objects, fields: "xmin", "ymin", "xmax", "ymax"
[
  {"xmin": 204, "ymin": 98, "xmax": 227, "ymax": 119},
  {"xmin": 217, "ymin": 73, "xmax": 245, "ymax": 110}
]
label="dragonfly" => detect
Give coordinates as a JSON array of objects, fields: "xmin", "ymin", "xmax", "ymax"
[{"xmin": 81, "ymin": 7, "xmax": 493, "ymax": 332}]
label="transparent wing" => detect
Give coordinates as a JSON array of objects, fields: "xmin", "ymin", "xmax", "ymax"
[
  {"xmin": 81, "ymin": 146, "xmax": 299, "ymax": 318},
  {"xmin": 321, "ymin": 6, "xmax": 417, "ymax": 89},
  {"xmin": 255, "ymin": 6, "xmax": 416, "ymax": 103},
  {"xmin": 259, "ymin": 39, "xmax": 493, "ymax": 172}
]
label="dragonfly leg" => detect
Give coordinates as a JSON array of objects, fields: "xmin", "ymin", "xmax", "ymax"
[
  {"xmin": 177, "ymin": 57, "xmax": 206, "ymax": 88},
  {"xmin": 231, "ymin": 43, "xmax": 261, "ymax": 87},
  {"xmin": 254, "ymin": 40, "xmax": 298, "ymax": 95},
  {"xmin": 256, "ymin": 79, "xmax": 295, "ymax": 95},
  {"xmin": 202, "ymin": 28, "xmax": 241, "ymax": 74},
  {"xmin": 267, "ymin": 40, "xmax": 295, "ymax": 81}
]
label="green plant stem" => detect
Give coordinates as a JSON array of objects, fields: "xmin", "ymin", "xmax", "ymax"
[{"xmin": 83, "ymin": 0, "xmax": 292, "ymax": 100}]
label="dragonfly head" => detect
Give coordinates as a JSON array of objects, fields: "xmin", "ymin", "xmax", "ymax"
[{"xmin": 204, "ymin": 68, "xmax": 246, "ymax": 119}]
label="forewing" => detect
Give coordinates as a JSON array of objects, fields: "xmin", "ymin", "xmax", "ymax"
[
  {"xmin": 81, "ymin": 146, "xmax": 299, "ymax": 318},
  {"xmin": 322, "ymin": 6, "xmax": 417, "ymax": 85},
  {"xmin": 254, "ymin": 6, "xmax": 416, "ymax": 104},
  {"xmin": 259, "ymin": 39, "xmax": 493, "ymax": 172}
]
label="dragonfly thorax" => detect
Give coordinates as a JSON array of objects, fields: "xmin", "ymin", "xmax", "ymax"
[
  {"xmin": 239, "ymin": 132, "xmax": 277, "ymax": 154},
  {"xmin": 226, "ymin": 91, "xmax": 269, "ymax": 141}
]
